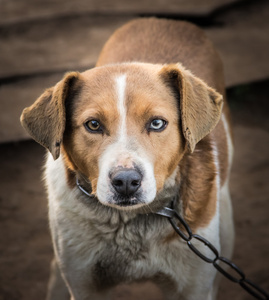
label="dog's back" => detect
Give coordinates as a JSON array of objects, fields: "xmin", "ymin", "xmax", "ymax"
[{"xmin": 97, "ymin": 18, "xmax": 225, "ymax": 93}]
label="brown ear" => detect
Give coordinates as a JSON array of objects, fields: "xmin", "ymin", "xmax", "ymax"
[
  {"xmin": 20, "ymin": 72, "xmax": 81, "ymax": 160},
  {"xmin": 160, "ymin": 64, "xmax": 223, "ymax": 152}
]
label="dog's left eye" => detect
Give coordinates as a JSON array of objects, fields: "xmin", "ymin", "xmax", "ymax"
[
  {"xmin": 148, "ymin": 119, "xmax": 167, "ymax": 132},
  {"xmin": 84, "ymin": 120, "xmax": 103, "ymax": 133}
]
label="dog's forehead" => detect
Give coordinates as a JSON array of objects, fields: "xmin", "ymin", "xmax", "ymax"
[
  {"xmin": 78, "ymin": 63, "xmax": 177, "ymax": 113},
  {"xmin": 81, "ymin": 63, "xmax": 163, "ymax": 93}
]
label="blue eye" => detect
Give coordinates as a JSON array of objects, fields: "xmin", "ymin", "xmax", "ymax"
[
  {"xmin": 148, "ymin": 119, "xmax": 167, "ymax": 131},
  {"xmin": 84, "ymin": 120, "xmax": 102, "ymax": 133}
]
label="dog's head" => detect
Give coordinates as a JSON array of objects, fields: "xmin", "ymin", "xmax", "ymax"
[{"xmin": 21, "ymin": 63, "xmax": 223, "ymax": 211}]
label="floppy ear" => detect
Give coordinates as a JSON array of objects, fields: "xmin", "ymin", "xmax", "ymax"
[
  {"xmin": 160, "ymin": 64, "xmax": 223, "ymax": 152},
  {"xmin": 20, "ymin": 72, "xmax": 81, "ymax": 160}
]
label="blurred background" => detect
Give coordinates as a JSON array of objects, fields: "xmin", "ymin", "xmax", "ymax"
[{"xmin": 0, "ymin": 0, "xmax": 268, "ymax": 299}]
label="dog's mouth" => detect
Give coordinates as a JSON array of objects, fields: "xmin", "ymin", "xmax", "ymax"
[
  {"xmin": 109, "ymin": 195, "xmax": 142, "ymax": 207},
  {"xmin": 116, "ymin": 200, "xmax": 138, "ymax": 207}
]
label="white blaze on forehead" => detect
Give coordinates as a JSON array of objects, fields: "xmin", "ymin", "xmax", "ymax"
[{"xmin": 115, "ymin": 74, "xmax": 127, "ymax": 142}]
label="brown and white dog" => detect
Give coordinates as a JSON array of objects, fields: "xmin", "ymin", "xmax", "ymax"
[{"xmin": 21, "ymin": 18, "xmax": 234, "ymax": 300}]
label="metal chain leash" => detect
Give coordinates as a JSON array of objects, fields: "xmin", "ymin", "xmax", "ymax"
[{"xmin": 155, "ymin": 206, "xmax": 269, "ymax": 300}]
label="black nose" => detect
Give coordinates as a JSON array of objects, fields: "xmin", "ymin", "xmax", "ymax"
[{"xmin": 111, "ymin": 168, "xmax": 142, "ymax": 196}]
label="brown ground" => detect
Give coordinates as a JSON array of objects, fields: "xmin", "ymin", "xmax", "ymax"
[{"xmin": 0, "ymin": 81, "xmax": 268, "ymax": 299}]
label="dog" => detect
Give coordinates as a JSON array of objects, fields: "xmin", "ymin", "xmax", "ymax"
[{"xmin": 20, "ymin": 18, "xmax": 234, "ymax": 300}]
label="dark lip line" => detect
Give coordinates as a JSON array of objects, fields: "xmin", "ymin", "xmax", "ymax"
[{"xmin": 109, "ymin": 197, "xmax": 142, "ymax": 207}]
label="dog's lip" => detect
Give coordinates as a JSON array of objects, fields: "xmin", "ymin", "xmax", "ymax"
[
  {"xmin": 115, "ymin": 198, "xmax": 140, "ymax": 207},
  {"xmin": 107, "ymin": 195, "xmax": 142, "ymax": 207}
]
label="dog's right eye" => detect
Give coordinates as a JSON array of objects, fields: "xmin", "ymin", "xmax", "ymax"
[{"xmin": 84, "ymin": 120, "xmax": 103, "ymax": 133}]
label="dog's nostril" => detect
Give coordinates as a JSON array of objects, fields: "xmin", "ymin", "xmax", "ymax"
[
  {"xmin": 131, "ymin": 180, "xmax": 140, "ymax": 187},
  {"xmin": 114, "ymin": 180, "xmax": 123, "ymax": 187},
  {"xmin": 111, "ymin": 169, "xmax": 142, "ymax": 196}
]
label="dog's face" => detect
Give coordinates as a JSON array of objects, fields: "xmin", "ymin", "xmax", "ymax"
[
  {"xmin": 63, "ymin": 64, "xmax": 183, "ymax": 209},
  {"xmin": 21, "ymin": 63, "xmax": 223, "ymax": 211}
]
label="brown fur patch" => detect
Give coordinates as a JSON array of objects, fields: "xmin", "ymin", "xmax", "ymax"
[
  {"xmin": 62, "ymin": 67, "xmax": 121, "ymax": 193},
  {"xmin": 20, "ymin": 72, "xmax": 81, "ymax": 160},
  {"xmin": 164, "ymin": 134, "xmax": 219, "ymax": 240},
  {"xmin": 160, "ymin": 64, "xmax": 223, "ymax": 153},
  {"xmin": 180, "ymin": 137, "xmax": 218, "ymax": 229}
]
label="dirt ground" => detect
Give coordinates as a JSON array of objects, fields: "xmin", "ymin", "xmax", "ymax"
[{"xmin": 0, "ymin": 81, "xmax": 268, "ymax": 299}]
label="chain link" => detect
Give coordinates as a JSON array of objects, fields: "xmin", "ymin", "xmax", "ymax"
[{"xmin": 155, "ymin": 207, "xmax": 269, "ymax": 300}]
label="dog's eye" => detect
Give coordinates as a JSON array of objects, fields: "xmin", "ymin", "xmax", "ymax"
[
  {"xmin": 148, "ymin": 119, "xmax": 167, "ymax": 132},
  {"xmin": 84, "ymin": 120, "xmax": 102, "ymax": 133}
]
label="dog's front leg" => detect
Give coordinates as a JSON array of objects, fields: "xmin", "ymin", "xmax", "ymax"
[{"xmin": 46, "ymin": 257, "xmax": 70, "ymax": 300}]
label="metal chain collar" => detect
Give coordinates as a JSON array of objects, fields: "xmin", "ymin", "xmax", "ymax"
[{"xmin": 155, "ymin": 206, "xmax": 269, "ymax": 300}]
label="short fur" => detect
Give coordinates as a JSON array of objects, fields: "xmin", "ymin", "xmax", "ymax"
[{"xmin": 21, "ymin": 18, "xmax": 234, "ymax": 300}]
